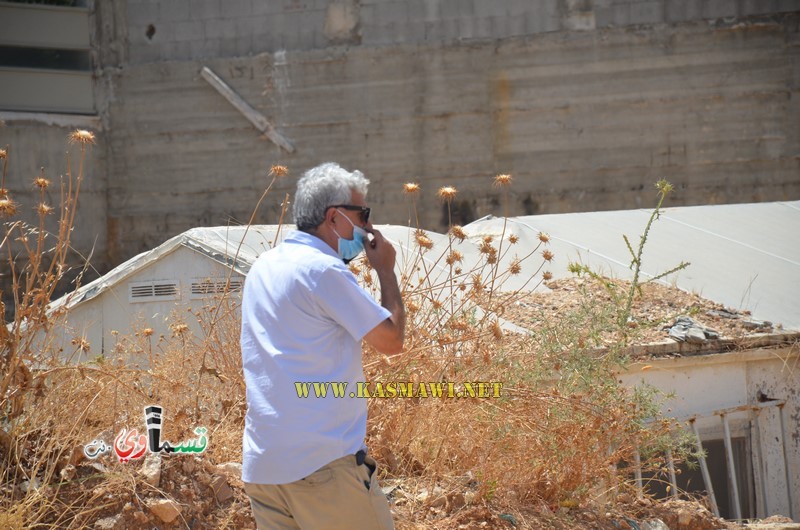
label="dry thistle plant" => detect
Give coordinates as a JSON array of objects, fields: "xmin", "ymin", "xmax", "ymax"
[
  {"xmin": 0, "ymin": 153, "xmax": 699, "ymax": 529},
  {"xmin": 352, "ymin": 175, "xmax": 690, "ymax": 523},
  {"xmin": 0, "ymin": 130, "xmax": 108, "ymax": 525},
  {"xmin": 568, "ymin": 179, "xmax": 690, "ymax": 343}
]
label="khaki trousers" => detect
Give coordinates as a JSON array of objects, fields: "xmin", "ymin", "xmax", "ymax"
[{"xmin": 244, "ymin": 453, "xmax": 395, "ymax": 530}]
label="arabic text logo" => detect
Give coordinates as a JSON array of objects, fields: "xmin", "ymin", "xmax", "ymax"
[{"xmin": 83, "ymin": 405, "xmax": 208, "ymax": 463}]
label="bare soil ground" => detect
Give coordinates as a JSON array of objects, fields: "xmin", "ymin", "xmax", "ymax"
[
  {"xmin": 47, "ymin": 454, "xmax": 737, "ymax": 529},
  {"xmin": 503, "ymin": 277, "xmax": 785, "ymax": 350},
  {"xmin": 5, "ymin": 277, "xmax": 792, "ymax": 529}
]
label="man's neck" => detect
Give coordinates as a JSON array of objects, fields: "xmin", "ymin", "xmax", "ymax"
[{"xmin": 305, "ymin": 227, "xmax": 338, "ymax": 253}]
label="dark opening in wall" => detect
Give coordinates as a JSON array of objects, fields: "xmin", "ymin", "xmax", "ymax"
[
  {"xmin": 644, "ymin": 437, "xmax": 756, "ymax": 520},
  {"xmin": 4, "ymin": 0, "xmax": 89, "ymax": 6},
  {"xmin": 0, "ymin": 45, "xmax": 90, "ymax": 71},
  {"xmin": 0, "ymin": 0, "xmax": 94, "ymax": 113}
]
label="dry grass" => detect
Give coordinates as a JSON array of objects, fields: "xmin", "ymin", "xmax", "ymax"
[{"xmin": 0, "ymin": 144, "xmax": 728, "ymax": 529}]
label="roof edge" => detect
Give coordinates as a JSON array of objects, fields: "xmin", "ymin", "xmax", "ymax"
[{"xmin": 623, "ymin": 330, "xmax": 800, "ymax": 360}]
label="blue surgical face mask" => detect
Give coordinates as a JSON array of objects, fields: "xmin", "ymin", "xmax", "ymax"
[{"xmin": 333, "ymin": 209, "xmax": 368, "ymax": 264}]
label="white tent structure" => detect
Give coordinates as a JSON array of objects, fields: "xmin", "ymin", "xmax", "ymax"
[
  {"xmin": 35, "ymin": 223, "xmax": 456, "ymax": 361},
  {"xmin": 461, "ymin": 200, "xmax": 800, "ymax": 329},
  {"xmin": 31, "ymin": 201, "xmax": 800, "ymax": 521},
  {"xmin": 40, "ymin": 200, "xmax": 799, "ymax": 356}
]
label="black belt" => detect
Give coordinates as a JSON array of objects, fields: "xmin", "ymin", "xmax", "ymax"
[{"xmin": 355, "ymin": 450, "xmax": 374, "ymax": 490}]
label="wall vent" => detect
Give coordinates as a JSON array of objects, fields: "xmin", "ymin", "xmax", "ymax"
[
  {"xmin": 128, "ymin": 280, "xmax": 180, "ymax": 303},
  {"xmin": 189, "ymin": 277, "xmax": 243, "ymax": 299}
]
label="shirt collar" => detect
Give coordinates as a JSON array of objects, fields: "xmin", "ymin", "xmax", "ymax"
[{"xmin": 284, "ymin": 230, "xmax": 339, "ymax": 259}]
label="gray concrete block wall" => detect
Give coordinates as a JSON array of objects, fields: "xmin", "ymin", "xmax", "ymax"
[
  {"xmin": 0, "ymin": 122, "xmax": 109, "ymax": 272},
  {"xmin": 629, "ymin": 1, "xmax": 663, "ymax": 24},
  {"xmin": 7, "ymin": 0, "xmax": 796, "ymax": 290},
  {"xmin": 663, "ymin": 0, "xmax": 703, "ymax": 23},
  {"xmin": 101, "ymin": 14, "xmax": 800, "ymax": 262},
  {"xmin": 123, "ymin": 0, "xmax": 800, "ymax": 65}
]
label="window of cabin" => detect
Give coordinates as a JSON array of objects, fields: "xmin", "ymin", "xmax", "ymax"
[{"xmin": 0, "ymin": 0, "xmax": 94, "ymax": 114}]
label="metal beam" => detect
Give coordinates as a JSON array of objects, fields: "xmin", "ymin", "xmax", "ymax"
[
  {"xmin": 665, "ymin": 448, "xmax": 678, "ymax": 499},
  {"xmin": 690, "ymin": 419, "xmax": 719, "ymax": 517},
  {"xmin": 633, "ymin": 448, "xmax": 643, "ymax": 495},
  {"xmin": 751, "ymin": 410, "xmax": 769, "ymax": 517},
  {"xmin": 721, "ymin": 413, "xmax": 743, "ymax": 521},
  {"xmin": 200, "ymin": 66, "xmax": 296, "ymax": 154},
  {"xmin": 778, "ymin": 403, "xmax": 795, "ymax": 520}
]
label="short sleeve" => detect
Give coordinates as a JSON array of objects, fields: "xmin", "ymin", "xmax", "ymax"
[{"xmin": 313, "ymin": 265, "xmax": 392, "ymax": 341}]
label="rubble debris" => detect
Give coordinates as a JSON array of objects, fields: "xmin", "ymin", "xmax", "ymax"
[
  {"xmin": 59, "ymin": 464, "xmax": 76, "ymax": 481},
  {"xmin": 707, "ymin": 309, "xmax": 740, "ymax": 319},
  {"xmin": 138, "ymin": 453, "xmax": 161, "ymax": 487},
  {"xmin": 20, "ymin": 477, "xmax": 40, "ymax": 493},
  {"xmin": 210, "ymin": 474, "xmax": 234, "ymax": 503},
  {"xmin": 502, "ymin": 278, "xmax": 782, "ymax": 351},
  {"xmin": 640, "ymin": 520, "xmax": 669, "ymax": 530},
  {"xmin": 499, "ymin": 513, "xmax": 518, "ymax": 526},
  {"xmin": 745, "ymin": 515, "xmax": 800, "ymax": 528},
  {"xmin": 667, "ymin": 316, "xmax": 719, "ymax": 343},
  {"xmin": 93, "ymin": 515, "xmax": 121, "ymax": 530},
  {"xmin": 707, "ymin": 308, "xmax": 773, "ymax": 331},
  {"xmin": 743, "ymin": 318, "xmax": 773, "ymax": 330},
  {"xmin": 214, "ymin": 461, "xmax": 242, "ymax": 476},
  {"xmin": 146, "ymin": 498, "xmax": 181, "ymax": 523}
]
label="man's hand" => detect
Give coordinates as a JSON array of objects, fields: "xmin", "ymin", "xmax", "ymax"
[{"xmin": 363, "ymin": 228, "xmax": 396, "ymax": 274}]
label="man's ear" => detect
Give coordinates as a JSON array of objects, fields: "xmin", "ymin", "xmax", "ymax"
[{"xmin": 324, "ymin": 207, "xmax": 337, "ymax": 226}]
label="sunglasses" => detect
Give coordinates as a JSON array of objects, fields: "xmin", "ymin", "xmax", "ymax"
[{"xmin": 331, "ymin": 204, "xmax": 370, "ymax": 223}]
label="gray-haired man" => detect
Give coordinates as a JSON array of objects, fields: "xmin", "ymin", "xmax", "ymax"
[{"xmin": 241, "ymin": 162, "xmax": 405, "ymax": 529}]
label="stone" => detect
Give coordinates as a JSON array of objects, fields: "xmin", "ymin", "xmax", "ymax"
[
  {"xmin": 640, "ymin": 520, "xmax": 670, "ymax": 530},
  {"xmin": 743, "ymin": 319, "xmax": 772, "ymax": 330},
  {"xmin": 93, "ymin": 515, "xmax": 121, "ymax": 530},
  {"xmin": 20, "ymin": 477, "xmax": 40, "ymax": 493},
  {"xmin": 138, "ymin": 453, "xmax": 161, "ymax": 487},
  {"xmin": 59, "ymin": 464, "xmax": 76, "ymax": 481},
  {"xmin": 446, "ymin": 492, "xmax": 466, "ymax": 510},
  {"xmin": 146, "ymin": 498, "xmax": 181, "ymax": 523},
  {"xmin": 430, "ymin": 494, "xmax": 447, "ymax": 508},
  {"xmin": 214, "ymin": 461, "xmax": 242, "ymax": 476},
  {"xmin": 182, "ymin": 458, "xmax": 196, "ymax": 473},
  {"xmin": 415, "ymin": 486, "xmax": 445, "ymax": 503},
  {"xmin": 85, "ymin": 461, "xmax": 107, "ymax": 474},
  {"xmin": 211, "ymin": 474, "xmax": 234, "ymax": 503},
  {"xmin": 68, "ymin": 445, "xmax": 86, "ymax": 466},
  {"xmin": 686, "ymin": 326, "xmax": 708, "ymax": 344}
]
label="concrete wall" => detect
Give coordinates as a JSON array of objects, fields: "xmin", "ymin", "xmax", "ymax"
[
  {"xmin": 0, "ymin": 117, "xmax": 108, "ymax": 321},
  {"xmin": 104, "ymin": 11, "xmax": 800, "ymax": 260},
  {"xmin": 123, "ymin": 0, "xmax": 800, "ymax": 63},
  {"xmin": 2, "ymin": 0, "xmax": 799, "ymax": 273}
]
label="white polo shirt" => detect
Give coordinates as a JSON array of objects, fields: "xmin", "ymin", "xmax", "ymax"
[{"xmin": 240, "ymin": 230, "xmax": 391, "ymax": 484}]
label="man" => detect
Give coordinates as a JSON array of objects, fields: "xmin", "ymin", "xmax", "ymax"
[{"xmin": 241, "ymin": 162, "xmax": 405, "ymax": 529}]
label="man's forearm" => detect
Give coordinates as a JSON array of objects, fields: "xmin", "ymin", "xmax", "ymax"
[{"xmin": 377, "ymin": 269, "xmax": 406, "ymax": 341}]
